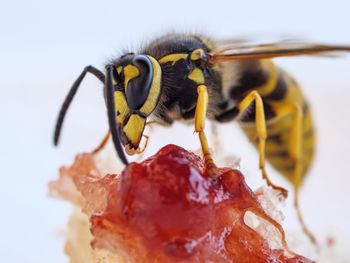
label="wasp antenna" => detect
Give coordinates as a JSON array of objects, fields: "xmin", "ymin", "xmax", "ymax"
[
  {"xmin": 53, "ymin": 66, "xmax": 105, "ymax": 146},
  {"xmin": 105, "ymin": 65, "xmax": 129, "ymax": 165}
]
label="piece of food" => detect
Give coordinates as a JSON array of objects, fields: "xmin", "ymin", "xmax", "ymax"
[{"xmin": 50, "ymin": 144, "xmax": 314, "ymax": 263}]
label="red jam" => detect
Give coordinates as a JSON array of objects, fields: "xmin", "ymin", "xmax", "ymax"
[{"xmin": 89, "ymin": 144, "xmax": 313, "ymax": 263}]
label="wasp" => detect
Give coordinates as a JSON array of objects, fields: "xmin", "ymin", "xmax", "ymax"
[{"xmin": 54, "ymin": 34, "xmax": 350, "ymax": 244}]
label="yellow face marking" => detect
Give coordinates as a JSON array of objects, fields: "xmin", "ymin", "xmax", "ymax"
[
  {"xmin": 123, "ymin": 114, "xmax": 146, "ymax": 146},
  {"xmin": 123, "ymin": 65, "xmax": 140, "ymax": 90},
  {"xmin": 255, "ymin": 60, "xmax": 278, "ymax": 96},
  {"xmin": 114, "ymin": 91, "xmax": 129, "ymax": 124},
  {"xmin": 188, "ymin": 67, "xmax": 205, "ymax": 84},
  {"xmin": 190, "ymin": 48, "xmax": 205, "ymax": 61},
  {"xmin": 159, "ymin": 53, "xmax": 188, "ymax": 65},
  {"xmin": 139, "ymin": 56, "xmax": 162, "ymax": 115},
  {"xmin": 117, "ymin": 66, "xmax": 123, "ymax": 75}
]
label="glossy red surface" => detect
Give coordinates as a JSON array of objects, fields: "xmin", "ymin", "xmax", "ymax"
[{"xmin": 90, "ymin": 144, "xmax": 313, "ymax": 263}]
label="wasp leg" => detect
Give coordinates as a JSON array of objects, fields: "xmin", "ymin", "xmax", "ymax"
[
  {"xmin": 214, "ymin": 91, "xmax": 287, "ymax": 196},
  {"xmin": 238, "ymin": 91, "xmax": 288, "ymax": 197},
  {"xmin": 195, "ymin": 85, "xmax": 217, "ymax": 177},
  {"xmin": 271, "ymin": 103, "xmax": 317, "ymax": 245},
  {"xmin": 91, "ymin": 132, "xmax": 110, "ymax": 154}
]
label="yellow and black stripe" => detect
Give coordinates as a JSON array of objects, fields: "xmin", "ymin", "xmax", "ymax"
[{"xmin": 216, "ymin": 59, "xmax": 315, "ymax": 187}]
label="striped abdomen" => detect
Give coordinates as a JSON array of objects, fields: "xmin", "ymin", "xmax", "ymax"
[{"xmin": 225, "ymin": 60, "xmax": 315, "ymax": 182}]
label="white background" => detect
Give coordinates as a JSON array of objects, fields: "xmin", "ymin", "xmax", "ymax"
[{"xmin": 1, "ymin": 0, "xmax": 350, "ymax": 262}]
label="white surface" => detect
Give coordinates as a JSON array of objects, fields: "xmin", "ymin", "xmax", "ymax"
[{"xmin": 1, "ymin": 0, "xmax": 350, "ymax": 262}]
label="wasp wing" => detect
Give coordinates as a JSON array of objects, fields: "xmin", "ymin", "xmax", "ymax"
[{"xmin": 210, "ymin": 42, "xmax": 350, "ymax": 63}]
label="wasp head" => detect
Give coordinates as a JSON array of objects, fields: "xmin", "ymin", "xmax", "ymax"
[{"xmin": 105, "ymin": 54, "xmax": 162, "ymax": 158}]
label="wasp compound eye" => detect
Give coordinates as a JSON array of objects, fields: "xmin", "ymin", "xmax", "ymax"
[{"xmin": 125, "ymin": 55, "xmax": 153, "ymax": 110}]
